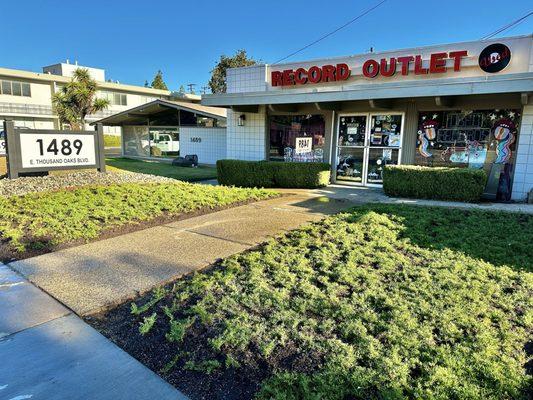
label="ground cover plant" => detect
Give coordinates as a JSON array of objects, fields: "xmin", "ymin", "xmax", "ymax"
[
  {"xmin": 106, "ymin": 157, "xmax": 217, "ymax": 181},
  {"xmin": 0, "ymin": 182, "xmax": 275, "ymax": 260},
  {"xmin": 95, "ymin": 204, "xmax": 533, "ymax": 400}
]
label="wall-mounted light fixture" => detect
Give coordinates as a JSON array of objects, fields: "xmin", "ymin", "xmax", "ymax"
[{"xmin": 238, "ymin": 114, "xmax": 246, "ymax": 126}]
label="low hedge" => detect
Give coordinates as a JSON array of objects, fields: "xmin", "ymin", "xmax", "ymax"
[
  {"xmin": 383, "ymin": 165, "xmax": 487, "ymax": 202},
  {"xmin": 217, "ymin": 160, "xmax": 331, "ymax": 188}
]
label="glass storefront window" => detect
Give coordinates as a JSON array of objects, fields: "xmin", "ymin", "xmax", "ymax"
[
  {"xmin": 122, "ymin": 126, "xmax": 179, "ymax": 158},
  {"xmin": 338, "ymin": 116, "xmax": 366, "ymax": 146},
  {"xmin": 415, "ymin": 109, "xmax": 521, "ymax": 200},
  {"xmin": 369, "ymin": 114, "xmax": 402, "ymax": 147},
  {"xmin": 123, "ymin": 125, "xmax": 150, "ymax": 157},
  {"xmin": 336, "ymin": 147, "xmax": 364, "ymax": 183},
  {"xmin": 367, "ymin": 148, "xmax": 399, "ymax": 184},
  {"xmin": 269, "ymin": 115, "xmax": 325, "ymax": 162},
  {"xmin": 336, "ymin": 113, "xmax": 403, "ymax": 185},
  {"xmin": 148, "ymin": 127, "xmax": 179, "ymax": 157}
]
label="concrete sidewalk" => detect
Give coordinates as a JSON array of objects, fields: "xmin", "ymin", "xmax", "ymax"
[
  {"xmin": 0, "ymin": 264, "xmax": 187, "ymax": 400},
  {"xmin": 9, "ymin": 193, "xmax": 352, "ymax": 316}
]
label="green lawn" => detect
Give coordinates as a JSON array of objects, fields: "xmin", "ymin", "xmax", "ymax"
[
  {"xmin": 103, "ymin": 134, "xmax": 121, "ymax": 147},
  {"xmin": 106, "ymin": 157, "xmax": 218, "ymax": 182},
  {"xmin": 128, "ymin": 204, "xmax": 533, "ymax": 400},
  {"xmin": 0, "ymin": 182, "xmax": 275, "ymax": 257}
]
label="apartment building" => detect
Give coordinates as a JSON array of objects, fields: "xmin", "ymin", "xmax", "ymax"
[{"xmin": 0, "ymin": 60, "xmax": 198, "ymax": 134}]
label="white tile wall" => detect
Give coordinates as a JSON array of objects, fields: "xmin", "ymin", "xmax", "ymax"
[
  {"xmin": 226, "ymin": 107, "xmax": 266, "ymax": 161},
  {"xmin": 512, "ymin": 104, "xmax": 533, "ymax": 201},
  {"xmin": 180, "ymin": 127, "xmax": 226, "ymax": 165},
  {"xmin": 226, "ymin": 65, "xmax": 267, "ymax": 94}
]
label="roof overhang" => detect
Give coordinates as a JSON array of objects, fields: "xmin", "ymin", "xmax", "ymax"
[
  {"xmin": 202, "ymin": 72, "xmax": 533, "ymax": 107},
  {"xmin": 93, "ymin": 99, "xmax": 227, "ymax": 126}
]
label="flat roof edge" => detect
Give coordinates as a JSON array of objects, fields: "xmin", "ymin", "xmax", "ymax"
[{"xmin": 202, "ymin": 73, "xmax": 533, "ymax": 106}]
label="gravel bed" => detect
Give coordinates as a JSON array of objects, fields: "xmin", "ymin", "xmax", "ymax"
[{"xmin": 0, "ymin": 171, "xmax": 177, "ymax": 197}]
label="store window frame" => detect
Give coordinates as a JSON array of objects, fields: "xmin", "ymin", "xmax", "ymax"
[
  {"xmin": 335, "ymin": 111, "xmax": 405, "ymax": 187},
  {"xmin": 268, "ymin": 113, "xmax": 327, "ymax": 163}
]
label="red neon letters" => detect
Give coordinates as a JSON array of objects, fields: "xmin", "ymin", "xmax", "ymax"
[
  {"xmin": 271, "ymin": 63, "xmax": 350, "ymax": 86},
  {"xmin": 362, "ymin": 50, "xmax": 468, "ymax": 78}
]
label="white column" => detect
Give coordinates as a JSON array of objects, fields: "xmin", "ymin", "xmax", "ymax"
[{"xmin": 512, "ymin": 104, "xmax": 533, "ymax": 201}]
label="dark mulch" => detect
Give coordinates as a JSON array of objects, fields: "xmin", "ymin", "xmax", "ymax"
[{"xmin": 86, "ymin": 273, "xmax": 268, "ymax": 400}]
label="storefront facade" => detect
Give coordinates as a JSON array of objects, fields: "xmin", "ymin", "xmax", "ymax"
[{"xmin": 203, "ymin": 35, "xmax": 533, "ymax": 201}]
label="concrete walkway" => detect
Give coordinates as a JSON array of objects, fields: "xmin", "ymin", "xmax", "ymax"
[
  {"xmin": 9, "ymin": 193, "xmax": 352, "ymax": 316},
  {"xmin": 0, "ymin": 264, "xmax": 186, "ymax": 400},
  {"xmin": 309, "ymin": 184, "xmax": 533, "ymax": 214}
]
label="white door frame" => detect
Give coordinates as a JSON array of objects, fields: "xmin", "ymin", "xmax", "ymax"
[{"xmin": 335, "ymin": 111, "xmax": 405, "ymax": 186}]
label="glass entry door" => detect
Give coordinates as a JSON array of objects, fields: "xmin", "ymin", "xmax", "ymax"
[{"xmin": 336, "ymin": 113, "xmax": 403, "ymax": 185}]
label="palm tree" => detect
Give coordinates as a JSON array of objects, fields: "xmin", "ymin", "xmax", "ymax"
[{"xmin": 52, "ymin": 68, "xmax": 110, "ymax": 130}]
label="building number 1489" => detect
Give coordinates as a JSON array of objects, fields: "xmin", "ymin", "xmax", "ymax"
[{"xmin": 36, "ymin": 138, "xmax": 83, "ymax": 156}]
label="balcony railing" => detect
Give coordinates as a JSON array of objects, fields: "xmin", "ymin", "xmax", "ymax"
[
  {"xmin": 0, "ymin": 102, "xmax": 117, "ymax": 119},
  {"xmin": 0, "ymin": 102, "xmax": 55, "ymax": 116}
]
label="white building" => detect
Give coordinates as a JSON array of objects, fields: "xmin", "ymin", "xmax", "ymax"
[
  {"xmin": 0, "ymin": 60, "xmax": 198, "ymax": 133},
  {"xmin": 202, "ymin": 34, "xmax": 533, "ymax": 202}
]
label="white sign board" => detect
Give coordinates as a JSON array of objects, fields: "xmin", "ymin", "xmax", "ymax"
[
  {"xmin": 347, "ymin": 126, "xmax": 358, "ymax": 135},
  {"xmin": 0, "ymin": 131, "xmax": 5, "ymax": 156},
  {"xmin": 19, "ymin": 133, "xmax": 96, "ymax": 169},
  {"xmin": 295, "ymin": 136, "xmax": 312, "ymax": 154}
]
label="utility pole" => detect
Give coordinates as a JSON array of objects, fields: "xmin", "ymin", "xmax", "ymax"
[{"xmin": 186, "ymin": 83, "xmax": 196, "ymax": 94}]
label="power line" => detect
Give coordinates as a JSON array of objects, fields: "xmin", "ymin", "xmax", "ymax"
[
  {"xmin": 481, "ymin": 11, "xmax": 533, "ymax": 40},
  {"xmin": 272, "ymin": 0, "xmax": 388, "ymax": 65}
]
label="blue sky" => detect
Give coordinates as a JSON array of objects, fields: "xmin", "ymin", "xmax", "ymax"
[{"xmin": 1, "ymin": 0, "xmax": 531, "ymax": 92}]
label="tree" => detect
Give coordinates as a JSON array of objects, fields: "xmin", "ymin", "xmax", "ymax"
[
  {"xmin": 144, "ymin": 80, "xmax": 150, "ymax": 88},
  {"xmin": 151, "ymin": 70, "xmax": 168, "ymax": 90},
  {"xmin": 52, "ymin": 68, "xmax": 110, "ymax": 130},
  {"xmin": 208, "ymin": 50, "xmax": 257, "ymax": 94},
  {"xmin": 178, "ymin": 85, "xmax": 186, "ymax": 94}
]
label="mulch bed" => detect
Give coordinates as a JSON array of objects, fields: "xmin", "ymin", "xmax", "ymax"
[{"xmin": 86, "ymin": 266, "xmax": 268, "ymax": 400}]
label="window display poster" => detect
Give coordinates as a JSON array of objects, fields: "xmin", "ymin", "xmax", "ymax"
[
  {"xmin": 347, "ymin": 126, "xmax": 358, "ymax": 135},
  {"xmin": 388, "ymin": 134, "xmax": 401, "ymax": 147},
  {"xmin": 414, "ymin": 109, "xmax": 522, "ymax": 201},
  {"xmin": 383, "ymin": 149, "xmax": 392, "ymax": 160},
  {"xmin": 295, "ymin": 136, "xmax": 312, "ymax": 154}
]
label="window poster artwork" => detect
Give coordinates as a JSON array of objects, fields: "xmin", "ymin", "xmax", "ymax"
[
  {"xmin": 415, "ymin": 109, "xmax": 521, "ymax": 200},
  {"xmin": 339, "ymin": 116, "xmax": 366, "ymax": 146},
  {"xmin": 370, "ymin": 114, "xmax": 402, "ymax": 147}
]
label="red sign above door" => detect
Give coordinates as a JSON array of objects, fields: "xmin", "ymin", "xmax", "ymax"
[{"xmin": 271, "ymin": 50, "xmax": 469, "ymax": 86}]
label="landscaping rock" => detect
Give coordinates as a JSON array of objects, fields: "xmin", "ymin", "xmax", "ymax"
[{"xmin": 0, "ymin": 171, "xmax": 176, "ymax": 197}]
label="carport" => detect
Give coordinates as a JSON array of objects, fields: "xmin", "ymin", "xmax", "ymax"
[{"xmin": 95, "ymin": 99, "xmax": 227, "ymax": 164}]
